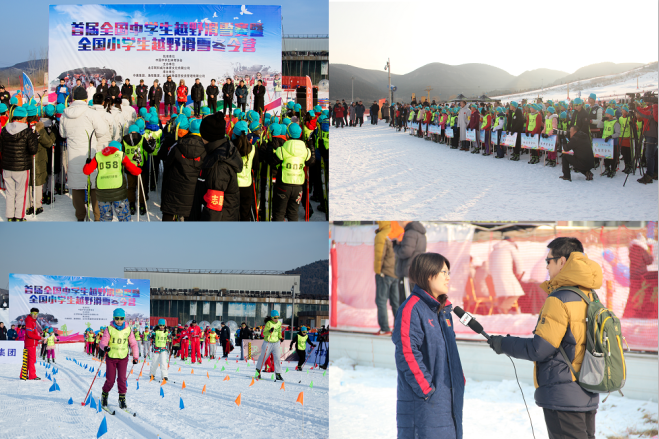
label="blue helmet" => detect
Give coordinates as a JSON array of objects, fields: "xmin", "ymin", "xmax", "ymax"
[
  {"xmin": 300, "ymin": 326, "xmax": 308, "ymax": 332},
  {"xmin": 113, "ymin": 308, "xmax": 126, "ymax": 318},
  {"xmin": 270, "ymin": 309, "xmax": 280, "ymax": 317},
  {"xmin": 158, "ymin": 318, "xmax": 166, "ymax": 326}
]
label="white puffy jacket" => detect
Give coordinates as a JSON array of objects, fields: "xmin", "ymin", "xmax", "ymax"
[
  {"xmin": 110, "ymin": 107, "xmax": 126, "ymax": 141},
  {"xmin": 58, "ymin": 100, "xmax": 109, "ymax": 190},
  {"xmin": 121, "ymin": 99, "xmax": 136, "ymax": 127},
  {"xmin": 92, "ymin": 105, "xmax": 115, "ymax": 147}
]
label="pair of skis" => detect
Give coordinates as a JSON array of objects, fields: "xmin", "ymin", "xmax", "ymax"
[{"xmin": 102, "ymin": 405, "xmax": 136, "ymax": 417}]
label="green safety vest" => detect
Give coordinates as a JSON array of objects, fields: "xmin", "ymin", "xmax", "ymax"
[
  {"xmin": 96, "ymin": 150, "xmax": 124, "ymax": 190},
  {"xmin": 86, "ymin": 332, "xmax": 94, "ymax": 342},
  {"xmin": 134, "ymin": 331, "xmax": 141, "ymax": 341},
  {"xmin": 296, "ymin": 334, "xmax": 308, "ymax": 350},
  {"xmin": 527, "ymin": 113, "xmax": 537, "ymax": 132},
  {"xmin": 265, "ymin": 320, "xmax": 282, "ymax": 343},
  {"xmin": 602, "ymin": 118, "xmax": 617, "ymax": 138},
  {"xmin": 636, "ymin": 121, "xmax": 643, "ymax": 138},
  {"xmin": 276, "ymin": 140, "xmax": 310, "ymax": 185},
  {"xmin": 237, "ymin": 147, "xmax": 256, "ymax": 187},
  {"xmin": 47, "ymin": 335, "xmax": 55, "ymax": 346},
  {"xmin": 618, "ymin": 116, "xmax": 630, "ymax": 138},
  {"xmin": 274, "ymin": 80, "xmax": 282, "ymax": 92},
  {"xmin": 107, "ymin": 325, "xmax": 131, "ymax": 359},
  {"xmin": 155, "ymin": 330, "xmax": 168, "ymax": 348},
  {"xmin": 317, "ymin": 129, "xmax": 329, "ymax": 150},
  {"xmin": 545, "ymin": 116, "xmax": 554, "ymax": 135},
  {"xmin": 146, "ymin": 129, "xmax": 163, "ymax": 155},
  {"xmin": 209, "ymin": 332, "xmax": 217, "ymax": 343},
  {"xmin": 123, "ymin": 137, "xmax": 144, "ymax": 167},
  {"xmin": 480, "ymin": 114, "xmax": 488, "ymax": 130}
]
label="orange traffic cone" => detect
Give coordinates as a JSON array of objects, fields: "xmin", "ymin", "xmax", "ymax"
[
  {"xmin": 161, "ymin": 379, "xmax": 166, "ymax": 386},
  {"xmin": 178, "ymin": 367, "xmax": 181, "ymax": 372},
  {"xmin": 280, "ymin": 381, "xmax": 285, "ymax": 391},
  {"xmin": 149, "ymin": 375, "xmax": 154, "ymax": 382},
  {"xmin": 182, "ymin": 381, "xmax": 186, "ymax": 389},
  {"xmin": 235, "ymin": 393, "xmax": 241, "ymax": 406},
  {"xmin": 191, "ymin": 369, "xmax": 194, "ymax": 374},
  {"xmin": 207, "ymin": 371, "xmax": 209, "ymax": 379},
  {"xmin": 202, "ymin": 384, "xmax": 206, "ymax": 394},
  {"xmin": 223, "ymin": 375, "xmax": 230, "ymax": 381}
]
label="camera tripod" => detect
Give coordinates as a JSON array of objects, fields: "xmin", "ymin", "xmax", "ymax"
[{"xmin": 623, "ymin": 107, "xmax": 645, "ymax": 187}]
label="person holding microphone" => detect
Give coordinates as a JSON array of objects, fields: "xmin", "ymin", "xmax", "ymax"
[{"xmin": 392, "ymin": 253, "xmax": 464, "ymax": 439}]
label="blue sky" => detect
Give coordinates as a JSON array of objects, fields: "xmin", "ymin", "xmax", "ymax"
[
  {"xmin": 1, "ymin": 1, "xmax": 329, "ymax": 67},
  {"xmin": 0, "ymin": 223, "xmax": 329, "ymax": 289}
]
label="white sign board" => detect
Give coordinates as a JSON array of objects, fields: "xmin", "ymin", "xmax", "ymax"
[{"xmin": 0, "ymin": 341, "xmax": 23, "ymax": 364}]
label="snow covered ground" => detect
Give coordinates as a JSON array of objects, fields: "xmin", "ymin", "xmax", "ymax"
[
  {"xmin": 0, "ymin": 343, "xmax": 328, "ymax": 439},
  {"xmin": 492, "ymin": 65, "xmax": 658, "ymax": 103},
  {"xmin": 330, "ymin": 124, "xmax": 657, "ymax": 220},
  {"xmin": 0, "ymin": 178, "xmax": 326, "ymax": 222},
  {"xmin": 330, "ymin": 357, "xmax": 658, "ymax": 439}
]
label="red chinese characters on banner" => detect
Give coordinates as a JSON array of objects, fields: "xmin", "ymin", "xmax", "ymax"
[{"xmin": 305, "ymin": 76, "xmax": 312, "ymax": 112}]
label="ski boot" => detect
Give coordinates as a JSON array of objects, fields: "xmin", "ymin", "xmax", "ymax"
[
  {"xmin": 25, "ymin": 206, "xmax": 34, "ymax": 215},
  {"xmin": 163, "ymin": 377, "xmax": 168, "ymax": 382},
  {"xmin": 608, "ymin": 169, "xmax": 616, "ymax": 178},
  {"xmin": 275, "ymin": 373, "xmax": 284, "ymax": 382},
  {"xmin": 119, "ymin": 394, "xmax": 127, "ymax": 410},
  {"xmin": 101, "ymin": 391, "xmax": 108, "ymax": 407},
  {"xmin": 139, "ymin": 205, "xmax": 146, "ymax": 216},
  {"xmin": 130, "ymin": 202, "xmax": 136, "ymax": 216},
  {"xmin": 584, "ymin": 170, "xmax": 594, "ymax": 181},
  {"xmin": 52, "ymin": 359, "xmax": 56, "ymax": 364},
  {"xmin": 256, "ymin": 370, "xmax": 262, "ymax": 380},
  {"xmin": 36, "ymin": 207, "xmax": 43, "ymax": 215},
  {"xmin": 637, "ymin": 174, "xmax": 653, "ymax": 184},
  {"xmin": 43, "ymin": 193, "xmax": 52, "ymax": 205},
  {"xmin": 47, "ymin": 358, "xmax": 50, "ymax": 364},
  {"xmin": 510, "ymin": 154, "xmax": 520, "ymax": 161}
]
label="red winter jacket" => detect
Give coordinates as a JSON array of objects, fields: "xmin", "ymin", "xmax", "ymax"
[
  {"xmin": 527, "ymin": 113, "xmax": 542, "ymax": 135},
  {"xmin": 188, "ymin": 325, "xmax": 202, "ymax": 340},
  {"xmin": 24, "ymin": 315, "xmax": 42, "ymax": 348},
  {"xmin": 82, "ymin": 146, "xmax": 142, "ymax": 176},
  {"xmin": 177, "ymin": 85, "xmax": 188, "ymax": 103},
  {"xmin": 468, "ymin": 110, "xmax": 480, "ymax": 129},
  {"xmin": 305, "ymin": 116, "xmax": 318, "ymax": 131},
  {"xmin": 637, "ymin": 104, "xmax": 658, "ymax": 135}
]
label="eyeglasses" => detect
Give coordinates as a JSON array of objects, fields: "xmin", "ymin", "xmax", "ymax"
[
  {"xmin": 114, "ymin": 317, "xmax": 124, "ymax": 321},
  {"xmin": 272, "ymin": 316, "xmax": 279, "ymax": 319},
  {"xmin": 440, "ymin": 270, "xmax": 451, "ymax": 277},
  {"xmin": 545, "ymin": 257, "xmax": 561, "ymax": 265},
  {"xmin": 301, "ymin": 332, "xmax": 307, "ymax": 335}
]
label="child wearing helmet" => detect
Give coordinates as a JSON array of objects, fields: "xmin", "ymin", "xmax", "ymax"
[
  {"xmin": 98, "ymin": 308, "xmax": 139, "ymax": 410},
  {"xmin": 289, "ymin": 326, "xmax": 316, "ymax": 371},
  {"xmin": 255, "ymin": 310, "xmax": 285, "ymax": 381},
  {"xmin": 149, "ymin": 318, "xmax": 169, "ymax": 382},
  {"xmin": 44, "ymin": 328, "xmax": 59, "ymax": 363}
]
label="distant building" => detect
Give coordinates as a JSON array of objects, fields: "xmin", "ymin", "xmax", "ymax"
[
  {"xmin": 124, "ymin": 268, "xmax": 328, "ymax": 329},
  {"xmin": 282, "ymin": 34, "xmax": 328, "ymax": 85}
]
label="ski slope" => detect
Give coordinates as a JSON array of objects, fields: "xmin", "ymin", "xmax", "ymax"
[
  {"xmin": 330, "ymin": 357, "xmax": 658, "ymax": 439},
  {"xmin": 330, "ymin": 124, "xmax": 657, "ymax": 220},
  {"xmin": 0, "ymin": 179, "xmax": 326, "ymax": 222},
  {"xmin": 492, "ymin": 65, "xmax": 658, "ymax": 103},
  {"xmin": 0, "ymin": 343, "xmax": 329, "ymax": 439}
]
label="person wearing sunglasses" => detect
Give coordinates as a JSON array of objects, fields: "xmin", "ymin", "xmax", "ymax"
[
  {"xmin": 98, "ymin": 308, "xmax": 139, "ymax": 410},
  {"xmin": 20, "ymin": 307, "xmax": 44, "ymax": 380},
  {"xmin": 289, "ymin": 326, "xmax": 316, "ymax": 372},
  {"xmin": 487, "ymin": 237, "xmax": 603, "ymax": 439},
  {"xmin": 149, "ymin": 319, "xmax": 169, "ymax": 382},
  {"xmin": 255, "ymin": 310, "xmax": 285, "ymax": 381}
]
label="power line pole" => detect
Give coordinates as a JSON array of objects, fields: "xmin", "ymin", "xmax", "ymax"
[
  {"xmin": 351, "ymin": 76, "xmax": 354, "ymax": 102},
  {"xmin": 385, "ymin": 59, "xmax": 391, "ymax": 104}
]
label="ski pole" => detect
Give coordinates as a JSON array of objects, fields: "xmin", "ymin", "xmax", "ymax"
[
  {"xmin": 300, "ymin": 346, "xmax": 316, "ymax": 369},
  {"xmin": 82, "ymin": 352, "xmax": 106, "ymax": 406},
  {"xmin": 32, "ymin": 155, "xmax": 36, "ymax": 219},
  {"xmin": 51, "ymin": 145, "xmax": 54, "ymax": 209}
]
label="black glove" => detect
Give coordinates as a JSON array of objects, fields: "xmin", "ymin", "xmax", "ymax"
[
  {"xmin": 604, "ymin": 136, "xmax": 611, "ymax": 142},
  {"xmin": 541, "ymin": 133, "xmax": 548, "ymax": 138},
  {"xmin": 269, "ymin": 328, "xmax": 274, "ymax": 333},
  {"xmin": 103, "ymin": 346, "xmax": 110, "ymax": 353},
  {"xmin": 487, "ymin": 335, "xmax": 504, "ymax": 355},
  {"xmin": 133, "ymin": 358, "xmax": 138, "ymax": 364},
  {"xmin": 85, "ymin": 158, "xmax": 92, "ymax": 165}
]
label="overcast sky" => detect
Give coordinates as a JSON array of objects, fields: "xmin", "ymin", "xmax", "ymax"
[
  {"xmin": 0, "ymin": 0, "xmax": 329, "ymax": 67},
  {"xmin": 330, "ymin": 0, "xmax": 658, "ymax": 76},
  {"xmin": 0, "ymin": 223, "xmax": 328, "ymax": 289}
]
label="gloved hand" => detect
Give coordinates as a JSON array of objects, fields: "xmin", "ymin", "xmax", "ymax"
[
  {"xmin": 604, "ymin": 136, "xmax": 611, "ymax": 142},
  {"xmin": 541, "ymin": 133, "xmax": 548, "ymax": 138},
  {"xmin": 85, "ymin": 158, "xmax": 92, "ymax": 165},
  {"xmin": 487, "ymin": 335, "xmax": 504, "ymax": 355},
  {"xmin": 133, "ymin": 358, "xmax": 138, "ymax": 364},
  {"xmin": 269, "ymin": 328, "xmax": 274, "ymax": 333},
  {"xmin": 103, "ymin": 346, "xmax": 110, "ymax": 353}
]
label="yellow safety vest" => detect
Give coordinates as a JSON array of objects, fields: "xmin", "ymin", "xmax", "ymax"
[
  {"xmin": 545, "ymin": 116, "xmax": 554, "ymax": 135},
  {"xmin": 264, "ymin": 320, "xmax": 282, "ymax": 343},
  {"xmin": 527, "ymin": 113, "xmax": 537, "ymax": 132},
  {"xmin": 602, "ymin": 118, "xmax": 617, "ymax": 138},
  {"xmin": 618, "ymin": 117, "xmax": 630, "ymax": 138},
  {"xmin": 123, "ymin": 137, "xmax": 144, "ymax": 167},
  {"xmin": 86, "ymin": 332, "xmax": 94, "ymax": 342},
  {"xmin": 237, "ymin": 147, "xmax": 256, "ymax": 187},
  {"xmin": 134, "ymin": 331, "xmax": 141, "ymax": 341},
  {"xmin": 47, "ymin": 335, "xmax": 55, "ymax": 346},
  {"xmin": 480, "ymin": 114, "xmax": 488, "ymax": 130},
  {"xmin": 107, "ymin": 325, "xmax": 131, "ymax": 359},
  {"xmin": 296, "ymin": 334, "xmax": 308, "ymax": 351},
  {"xmin": 209, "ymin": 332, "xmax": 217, "ymax": 343},
  {"xmin": 155, "ymin": 330, "xmax": 168, "ymax": 348},
  {"xmin": 276, "ymin": 140, "xmax": 310, "ymax": 185}
]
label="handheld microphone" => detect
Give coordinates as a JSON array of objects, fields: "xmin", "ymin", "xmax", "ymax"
[{"xmin": 452, "ymin": 306, "xmax": 490, "ymax": 340}]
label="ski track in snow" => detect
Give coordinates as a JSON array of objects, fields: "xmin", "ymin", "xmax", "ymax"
[
  {"xmin": 330, "ymin": 357, "xmax": 658, "ymax": 439},
  {"xmin": 0, "ymin": 343, "xmax": 328, "ymax": 439},
  {"xmin": 330, "ymin": 124, "xmax": 658, "ymax": 220}
]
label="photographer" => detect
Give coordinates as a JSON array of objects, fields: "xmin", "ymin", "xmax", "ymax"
[
  {"xmin": 569, "ymin": 98, "xmax": 590, "ymax": 136},
  {"xmin": 635, "ymin": 100, "xmax": 658, "ymax": 184},
  {"xmin": 559, "ymin": 126, "xmax": 594, "ymax": 181}
]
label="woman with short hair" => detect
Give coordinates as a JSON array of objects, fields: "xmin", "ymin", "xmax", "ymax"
[{"xmin": 392, "ymin": 252, "xmax": 464, "ymax": 439}]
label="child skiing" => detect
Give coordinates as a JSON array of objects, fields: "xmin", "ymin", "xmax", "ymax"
[
  {"xmin": 149, "ymin": 319, "xmax": 169, "ymax": 382},
  {"xmin": 45, "ymin": 328, "xmax": 58, "ymax": 363},
  {"xmin": 289, "ymin": 326, "xmax": 316, "ymax": 372},
  {"xmin": 98, "ymin": 308, "xmax": 139, "ymax": 411},
  {"xmin": 255, "ymin": 310, "xmax": 284, "ymax": 381}
]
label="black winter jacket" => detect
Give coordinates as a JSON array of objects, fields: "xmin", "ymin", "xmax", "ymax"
[
  {"xmin": 161, "ymin": 133, "xmax": 207, "ymax": 217},
  {"xmin": 162, "ymin": 80, "xmax": 177, "ymax": 105},
  {"xmin": 148, "ymin": 86, "xmax": 163, "ymax": 105},
  {"xmin": 97, "ymin": 83, "xmax": 109, "ymax": 101},
  {"xmin": 191, "ymin": 83, "xmax": 205, "ymax": 102},
  {"xmin": 570, "ymin": 108, "xmax": 591, "ymax": 136},
  {"xmin": 120, "ymin": 84, "xmax": 133, "ymax": 100},
  {"xmin": 0, "ymin": 122, "xmax": 39, "ymax": 171},
  {"xmin": 222, "ymin": 83, "xmax": 235, "ymax": 100},
  {"xmin": 220, "ymin": 325, "xmax": 231, "ymax": 342},
  {"xmin": 393, "ymin": 221, "xmax": 427, "ymax": 279},
  {"xmin": 135, "ymin": 85, "xmax": 148, "ymax": 106},
  {"xmin": 190, "ymin": 138, "xmax": 242, "ymax": 221},
  {"xmin": 206, "ymin": 85, "xmax": 219, "ymax": 101},
  {"xmin": 235, "ymin": 85, "xmax": 248, "ymax": 104},
  {"xmin": 108, "ymin": 85, "xmax": 120, "ymax": 100},
  {"xmin": 508, "ymin": 107, "xmax": 525, "ymax": 133},
  {"xmin": 252, "ymin": 85, "xmax": 266, "ymax": 108},
  {"xmin": 563, "ymin": 130, "xmax": 594, "ymax": 171}
]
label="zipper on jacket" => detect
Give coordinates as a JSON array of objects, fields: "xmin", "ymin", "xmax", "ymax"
[{"xmin": 616, "ymin": 335, "xmax": 626, "ymax": 380}]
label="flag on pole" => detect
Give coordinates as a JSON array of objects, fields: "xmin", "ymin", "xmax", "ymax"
[
  {"xmin": 96, "ymin": 416, "xmax": 107, "ymax": 438},
  {"xmin": 160, "ymin": 387, "xmax": 164, "ymax": 398},
  {"xmin": 202, "ymin": 384, "xmax": 206, "ymax": 394},
  {"xmin": 296, "ymin": 392, "xmax": 304, "ymax": 405},
  {"xmin": 182, "ymin": 381, "xmax": 186, "ymax": 389},
  {"xmin": 249, "ymin": 378, "xmax": 255, "ymax": 387},
  {"xmin": 179, "ymin": 397, "xmax": 185, "ymax": 409},
  {"xmin": 235, "ymin": 393, "xmax": 241, "ymax": 406},
  {"xmin": 22, "ymin": 72, "xmax": 34, "ymax": 102}
]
